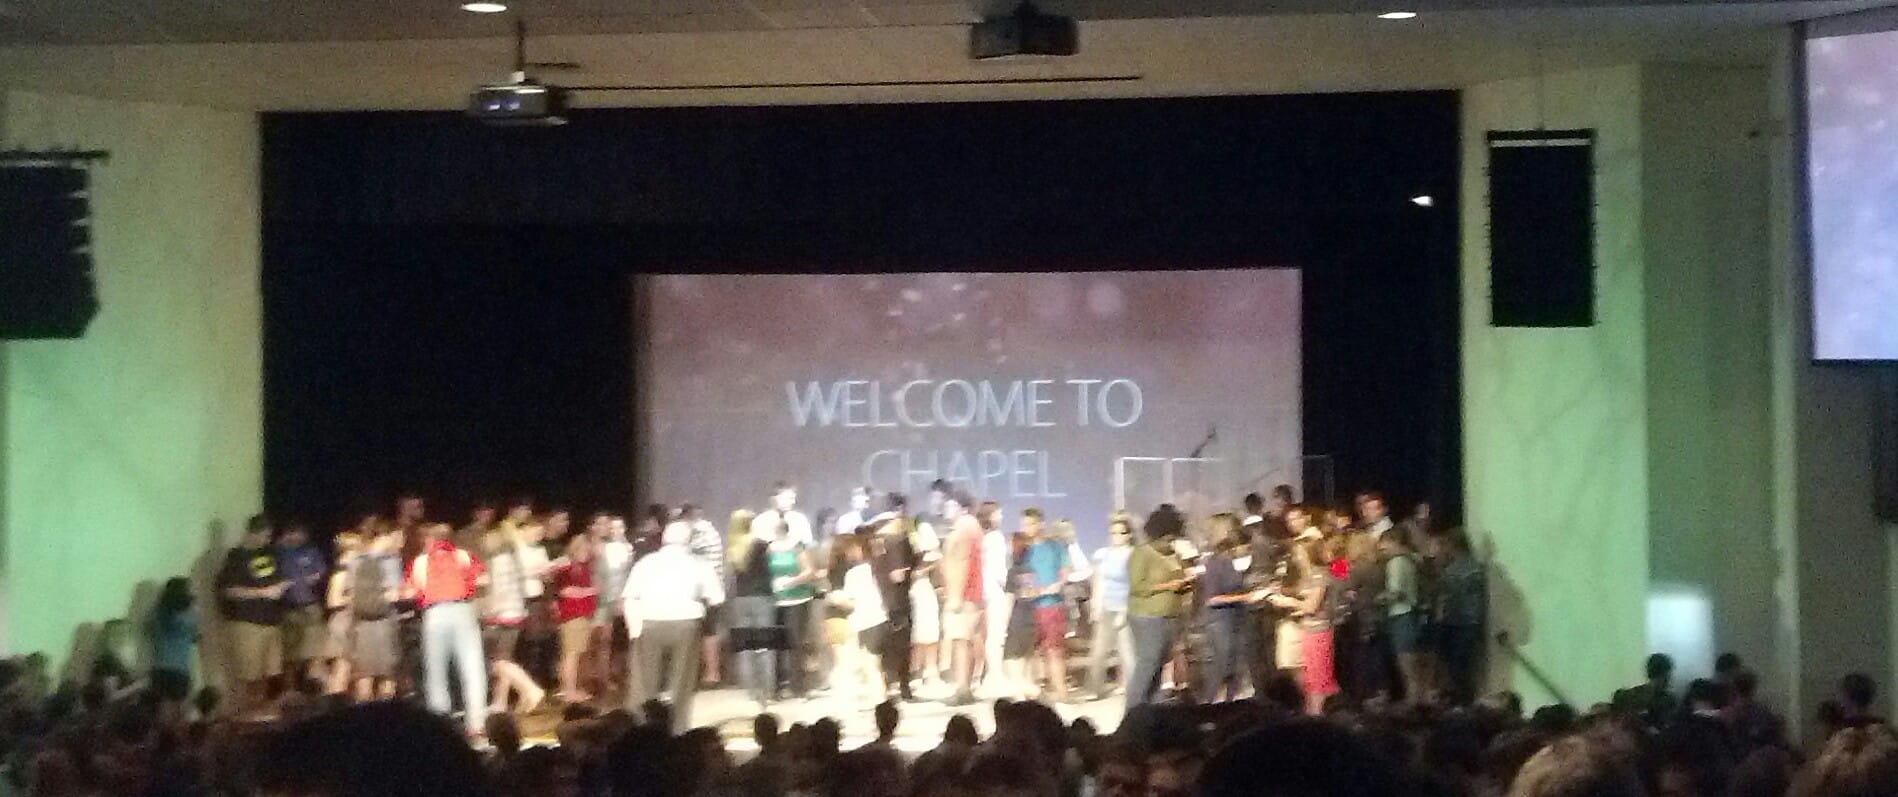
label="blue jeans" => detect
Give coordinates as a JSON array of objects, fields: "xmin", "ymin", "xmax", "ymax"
[
  {"xmin": 1125, "ymin": 614, "xmax": 1177, "ymax": 710},
  {"xmin": 1203, "ymin": 609, "xmax": 1250, "ymax": 701},
  {"xmin": 1440, "ymin": 623, "xmax": 1483, "ymax": 705},
  {"xmin": 1386, "ymin": 611, "xmax": 1422, "ymax": 654},
  {"xmin": 422, "ymin": 601, "xmax": 487, "ymax": 734}
]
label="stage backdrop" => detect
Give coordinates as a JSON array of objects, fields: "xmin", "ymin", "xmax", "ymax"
[{"xmin": 637, "ymin": 270, "xmax": 1300, "ymax": 546}]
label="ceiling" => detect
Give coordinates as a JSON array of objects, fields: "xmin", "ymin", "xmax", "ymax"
[
  {"xmin": 0, "ymin": 1, "xmax": 1890, "ymax": 110},
  {"xmin": 0, "ymin": 0, "xmax": 1890, "ymax": 44}
]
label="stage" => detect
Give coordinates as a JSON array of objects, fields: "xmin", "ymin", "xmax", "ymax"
[{"xmin": 520, "ymin": 685, "xmax": 1132, "ymax": 751}]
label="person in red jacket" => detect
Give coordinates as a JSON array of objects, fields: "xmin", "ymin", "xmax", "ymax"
[{"xmin": 408, "ymin": 522, "xmax": 488, "ymax": 737}]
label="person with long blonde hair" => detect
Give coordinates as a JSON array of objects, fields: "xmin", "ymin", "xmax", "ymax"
[
  {"xmin": 323, "ymin": 531, "xmax": 365, "ymax": 695},
  {"xmin": 549, "ymin": 533, "xmax": 600, "ymax": 703},
  {"xmin": 1267, "ymin": 526, "xmax": 1342, "ymax": 715},
  {"xmin": 726, "ymin": 508, "xmax": 759, "ymax": 574},
  {"xmin": 1265, "ymin": 506, "xmax": 1312, "ymax": 686},
  {"xmin": 726, "ymin": 508, "xmax": 781, "ymax": 708}
]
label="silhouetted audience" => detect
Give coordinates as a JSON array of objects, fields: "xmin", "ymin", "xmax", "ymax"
[{"xmin": 1, "ymin": 642, "xmax": 1894, "ymax": 797}]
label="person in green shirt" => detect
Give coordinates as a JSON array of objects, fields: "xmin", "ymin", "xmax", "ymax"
[
  {"xmin": 768, "ymin": 515, "xmax": 819, "ymax": 701},
  {"xmin": 1124, "ymin": 505, "xmax": 1191, "ymax": 712}
]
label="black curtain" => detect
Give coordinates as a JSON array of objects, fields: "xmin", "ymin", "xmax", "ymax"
[{"xmin": 262, "ymin": 92, "xmax": 1462, "ymax": 529}]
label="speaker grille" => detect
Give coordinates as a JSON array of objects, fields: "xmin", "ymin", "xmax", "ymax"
[
  {"xmin": 1487, "ymin": 130, "xmax": 1595, "ymax": 328},
  {"xmin": 0, "ymin": 166, "xmax": 99, "ymax": 339}
]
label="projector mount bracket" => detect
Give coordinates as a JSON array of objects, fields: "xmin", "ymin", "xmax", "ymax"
[{"xmin": 495, "ymin": 16, "xmax": 1141, "ymax": 93}]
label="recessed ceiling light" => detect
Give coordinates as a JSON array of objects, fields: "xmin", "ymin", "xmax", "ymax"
[
  {"xmin": 461, "ymin": 2, "xmax": 508, "ymax": 13},
  {"xmin": 1378, "ymin": 11, "xmax": 1418, "ymax": 20},
  {"xmin": 1410, "ymin": 194, "xmax": 1435, "ymax": 207}
]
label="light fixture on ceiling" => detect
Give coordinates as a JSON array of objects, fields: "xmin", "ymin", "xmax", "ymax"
[
  {"xmin": 971, "ymin": 2, "xmax": 1079, "ymax": 59},
  {"xmin": 1410, "ymin": 194, "xmax": 1435, "ymax": 208},
  {"xmin": 1378, "ymin": 11, "xmax": 1418, "ymax": 20},
  {"xmin": 461, "ymin": 2, "xmax": 509, "ymax": 13}
]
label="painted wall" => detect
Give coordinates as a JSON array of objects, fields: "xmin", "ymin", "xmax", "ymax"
[
  {"xmin": 1467, "ymin": 55, "xmax": 1893, "ymax": 727},
  {"xmin": 0, "ymin": 90, "xmax": 261, "ymax": 679},
  {"xmin": 1763, "ymin": 34, "xmax": 1891, "ymax": 731},
  {"xmin": 1639, "ymin": 64, "xmax": 1780, "ymax": 692},
  {"xmin": 1461, "ymin": 66, "xmax": 1653, "ymax": 708}
]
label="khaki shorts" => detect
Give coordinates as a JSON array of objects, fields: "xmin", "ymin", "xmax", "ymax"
[
  {"xmin": 559, "ymin": 617, "xmax": 594, "ymax": 658},
  {"xmin": 824, "ymin": 616, "xmax": 852, "ymax": 647},
  {"xmin": 281, "ymin": 604, "xmax": 327, "ymax": 662},
  {"xmin": 230, "ymin": 620, "xmax": 283, "ymax": 683},
  {"xmin": 943, "ymin": 602, "xmax": 984, "ymax": 641}
]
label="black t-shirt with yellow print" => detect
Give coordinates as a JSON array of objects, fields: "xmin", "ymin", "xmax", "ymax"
[{"xmin": 217, "ymin": 545, "xmax": 286, "ymax": 625}]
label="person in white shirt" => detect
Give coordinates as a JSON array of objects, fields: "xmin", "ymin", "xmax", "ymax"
[
  {"xmin": 592, "ymin": 513, "xmax": 636, "ymax": 697},
  {"xmin": 670, "ymin": 504, "xmax": 727, "ymax": 687},
  {"xmin": 756, "ymin": 482, "xmax": 817, "ymax": 698},
  {"xmin": 978, "ymin": 500, "xmax": 1013, "ymax": 693},
  {"xmin": 756, "ymin": 483, "xmax": 814, "ymax": 548},
  {"xmin": 1055, "ymin": 519, "xmax": 1093, "ymax": 640},
  {"xmin": 620, "ymin": 521, "xmax": 726, "ymax": 731},
  {"xmin": 827, "ymin": 534, "xmax": 888, "ymax": 700},
  {"xmin": 836, "ymin": 487, "xmax": 872, "ymax": 542},
  {"xmin": 908, "ymin": 504, "xmax": 944, "ymax": 692}
]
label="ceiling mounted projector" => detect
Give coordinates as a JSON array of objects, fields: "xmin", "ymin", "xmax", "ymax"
[
  {"xmin": 459, "ymin": 12, "xmax": 1123, "ymax": 125},
  {"xmin": 970, "ymin": 2, "xmax": 1078, "ymax": 59},
  {"xmin": 469, "ymin": 76, "xmax": 568, "ymax": 126}
]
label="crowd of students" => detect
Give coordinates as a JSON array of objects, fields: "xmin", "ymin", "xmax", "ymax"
[
  {"xmin": 8, "ymin": 481, "xmax": 1898, "ymax": 795},
  {"xmin": 116, "ymin": 477, "xmax": 1512, "ymax": 746}
]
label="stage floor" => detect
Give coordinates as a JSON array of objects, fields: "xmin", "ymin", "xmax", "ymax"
[{"xmin": 522, "ymin": 684, "xmax": 1131, "ymax": 752}]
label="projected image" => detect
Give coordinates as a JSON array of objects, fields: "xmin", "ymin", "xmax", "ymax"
[
  {"xmin": 1807, "ymin": 29, "xmax": 1898, "ymax": 360},
  {"xmin": 639, "ymin": 270, "xmax": 1301, "ymax": 546}
]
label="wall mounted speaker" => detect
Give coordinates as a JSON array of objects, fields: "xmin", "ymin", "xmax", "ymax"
[
  {"xmin": 0, "ymin": 165, "xmax": 98, "ymax": 339},
  {"xmin": 1487, "ymin": 130, "xmax": 1595, "ymax": 328}
]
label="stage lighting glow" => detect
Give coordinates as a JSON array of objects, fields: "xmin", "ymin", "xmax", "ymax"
[
  {"xmin": 461, "ymin": 2, "xmax": 508, "ymax": 13},
  {"xmin": 1410, "ymin": 194, "xmax": 1435, "ymax": 207},
  {"xmin": 1378, "ymin": 11, "xmax": 1418, "ymax": 20}
]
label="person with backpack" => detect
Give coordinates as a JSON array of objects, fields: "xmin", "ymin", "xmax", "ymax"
[
  {"xmin": 348, "ymin": 524, "xmax": 403, "ymax": 701},
  {"xmin": 1432, "ymin": 527, "xmax": 1486, "ymax": 706},
  {"xmin": 323, "ymin": 531, "xmax": 364, "ymax": 695},
  {"xmin": 1377, "ymin": 530, "xmax": 1425, "ymax": 705}
]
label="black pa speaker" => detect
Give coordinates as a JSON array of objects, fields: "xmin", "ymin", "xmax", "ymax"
[
  {"xmin": 1487, "ymin": 130, "xmax": 1595, "ymax": 328},
  {"xmin": 0, "ymin": 165, "xmax": 98, "ymax": 339}
]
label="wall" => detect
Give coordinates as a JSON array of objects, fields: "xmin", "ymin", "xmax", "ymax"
[
  {"xmin": 1461, "ymin": 66, "xmax": 1652, "ymax": 708},
  {"xmin": 0, "ymin": 90, "xmax": 261, "ymax": 680},
  {"xmin": 1467, "ymin": 54, "xmax": 1893, "ymax": 728},
  {"xmin": 1640, "ymin": 64, "xmax": 1781, "ymax": 692},
  {"xmin": 1762, "ymin": 34, "xmax": 1890, "ymax": 730}
]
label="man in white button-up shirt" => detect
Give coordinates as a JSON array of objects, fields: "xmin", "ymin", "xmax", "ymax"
[{"xmin": 621, "ymin": 522, "xmax": 726, "ymax": 731}]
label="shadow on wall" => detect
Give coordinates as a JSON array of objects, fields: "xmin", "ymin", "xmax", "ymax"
[
  {"xmin": 59, "ymin": 621, "xmax": 102, "ymax": 685},
  {"xmin": 46, "ymin": 518, "xmax": 240, "ymax": 692},
  {"xmin": 1476, "ymin": 535, "xmax": 1549, "ymax": 705},
  {"xmin": 192, "ymin": 518, "xmax": 234, "ymax": 693},
  {"xmin": 58, "ymin": 580, "xmax": 155, "ymax": 682}
]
